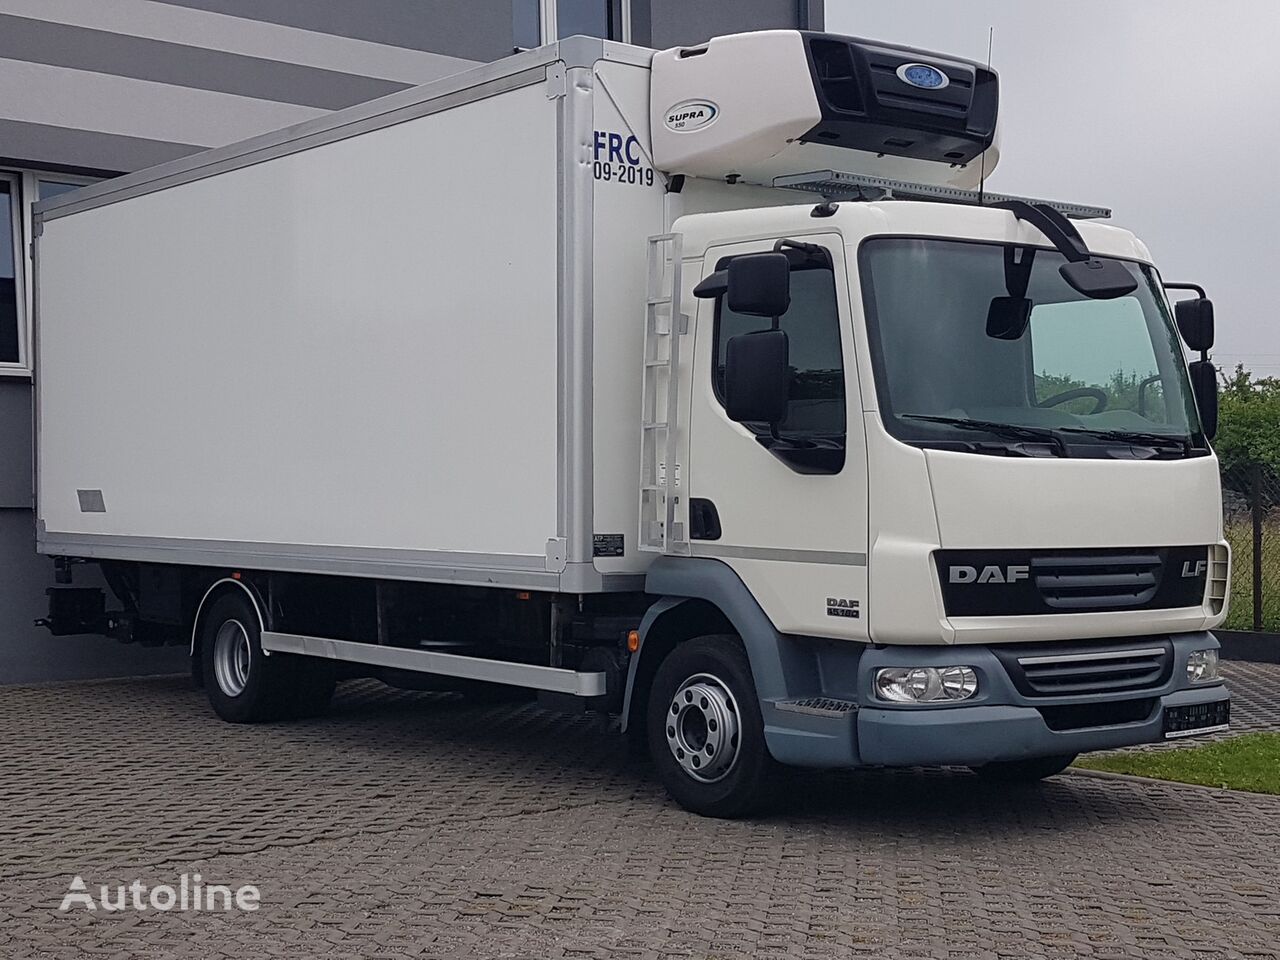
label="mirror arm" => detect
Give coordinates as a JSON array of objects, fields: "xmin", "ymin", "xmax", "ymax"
[
  {"xmin": 993, "ymin": 200, "xmax": 1090, "ymax": 263},
  {"xmin": 767, "ymin": 311, "xmax": 782, "ymax": 436},
  {"xmin": 773, "ymin": 238, "xmax": 832, "ymax": 267},
  {"xmin": 774, "ymin": 238, "xmax": 822, "ymax": 256},
  {"xmin": 1165, "ymin": 282, "xmax": 1212, "ymax": 361},
  {"xmin": 1163, "ymin": 281, "xmax": 1207, "ymax": 299}
]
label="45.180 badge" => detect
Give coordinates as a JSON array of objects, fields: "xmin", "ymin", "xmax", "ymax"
[{"xmin": 826, "ymin": 597, "xmax": 860, "ymax": 619}]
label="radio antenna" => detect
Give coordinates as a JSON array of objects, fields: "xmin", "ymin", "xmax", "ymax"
[{"xmin": 978, "ymin": 26, "xmax": 994, "ymax": 207}]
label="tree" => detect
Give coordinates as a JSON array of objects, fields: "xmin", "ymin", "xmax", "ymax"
[{"xmin": 1214, "ymin": 364, "xmax": 1280, "ymax": 474}]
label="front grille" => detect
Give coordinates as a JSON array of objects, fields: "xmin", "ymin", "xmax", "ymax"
[
  {"xmin": 936, "ymin": 546, "xmax": 1209, "ymax": 616},
  {"xmin": 994, "ymin": 639, "xmax": 1174, "ymax": 698},
  {"xmin": 1039, "ymin": 698, "xmax": 1157, "ymax": 732},
  {"xmin": 1032, "ymin": 551, "xmax": 1161, "ymax": 610}
]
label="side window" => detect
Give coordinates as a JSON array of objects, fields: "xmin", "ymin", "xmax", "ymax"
[{"xmin": 713, "ymin": 260, "xmax": 846, "ymax": 441}]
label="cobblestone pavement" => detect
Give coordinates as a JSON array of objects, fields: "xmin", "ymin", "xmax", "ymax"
[
  {"xmin": 0, "ymin": 663, "xmax": 1277, "ymax": 959},
  {"xmin": 1216, "ymin": 661, "xmax": 1280, "ymax": 734}
]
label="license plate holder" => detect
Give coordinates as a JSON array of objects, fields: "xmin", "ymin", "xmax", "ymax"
[{"xmin": 1163, "ymin": 699, "xmax": 1230, "ymax": 739}]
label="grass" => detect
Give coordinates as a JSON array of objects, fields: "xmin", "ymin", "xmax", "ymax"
[
  {"xmin": 1075, "ymin": 733, "xmax": 1280, "ymax": 794},
  {"xmin": 1222, "ymin": 518, "xmax": 1280, "ymax": 631}
]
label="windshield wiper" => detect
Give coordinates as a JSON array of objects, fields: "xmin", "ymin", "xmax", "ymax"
[
  {"xmin": 901, "ymin": 415, "xmax": 1067, "ymax": 456},
  {"xmin": 1058, "ymin": 426, "xmax": 1192, "ymax": 455}
]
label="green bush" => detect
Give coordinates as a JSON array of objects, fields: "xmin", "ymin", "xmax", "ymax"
[
  {"xmin": 1216, "ymin": 365, "xmax": 1280, "ymax": 631},
  {"xmin": 1216, "ymin": 365, "xmax": 1280, "ymax": 475}
]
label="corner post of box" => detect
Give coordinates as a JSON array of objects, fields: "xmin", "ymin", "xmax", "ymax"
[{"xmin": 556, "ymin": 51, "xmax": 599, "ymax": 571}]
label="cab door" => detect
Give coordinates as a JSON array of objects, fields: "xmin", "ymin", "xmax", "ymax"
[{"xmin": 686, "ymin": 234, "xmax": 868, "ymax": 639}]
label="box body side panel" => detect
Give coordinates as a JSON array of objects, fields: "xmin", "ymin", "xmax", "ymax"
[{"xmin": 38, "ymin": 81, "xmax": 561, "ymax": 565}]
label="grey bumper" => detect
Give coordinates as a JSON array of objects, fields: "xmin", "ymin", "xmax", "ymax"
[
  {"xmin": 760, "ymin": 631, "xmax": 1229, "ymax": 769},
  {"xmin": 855, "ymin": 684, "xmax": 1228, "ymax": 766}
]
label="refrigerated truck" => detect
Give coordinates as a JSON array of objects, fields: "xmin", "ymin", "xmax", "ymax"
[{"xmin": 31, "ymin": 30, "xmax": 1231, "ymax": 816}]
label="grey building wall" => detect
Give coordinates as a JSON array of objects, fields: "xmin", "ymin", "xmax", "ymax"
[
  {"xmin": 0, "ymin": 0, "xmax": 481, "ymax": 174},
  {"xmin": 637, "ymin": 0, "xmax": 822, "ymax": 48},
  {"xmin": 1, "ymin": 380, "xmax": 185, "ymax": 682},
  {"xmin": 0, "ymin": 0, "xmax": 492, "ymax": 684},
  {"xmin": 0, "ymin": 0, "xmax": 820, "ymax": 684}
]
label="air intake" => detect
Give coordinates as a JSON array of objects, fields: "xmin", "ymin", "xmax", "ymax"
[
  {"xmin": 802, "ymin": 35, "xmax": 998, "ymax": 167},
  {"xmin": 1032, "ymin": 552, "xmax": 1162, "ymax": 610},
  {"xmin": 994, "ymin": 640, "xmax": 1174, "ymax": 698}
]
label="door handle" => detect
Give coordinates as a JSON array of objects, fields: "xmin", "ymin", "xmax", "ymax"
[{"xmin": 689, "ymin": 498, "xmax": 721, "ymax": 540}]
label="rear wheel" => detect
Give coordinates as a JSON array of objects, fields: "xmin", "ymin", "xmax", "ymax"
[
  {"xmin": 647, "ymin": 635, "xmax": 777, "ymax": 818},
  {"xmin": 200, "ymin": 591, "xmax": 334, "ymax": 722},
  {"xmin": 970, "ymin": 754, "xmax": 1077, "ymax": 782}
]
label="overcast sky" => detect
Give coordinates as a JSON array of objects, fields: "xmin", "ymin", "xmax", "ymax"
[{"xmin": 827, "ymin": 0, "xmax": 1280, "ymax": 377}]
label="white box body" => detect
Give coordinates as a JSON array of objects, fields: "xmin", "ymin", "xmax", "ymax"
[{"xmin": 33, "ymin": 39, "xmax": 800, "ymax": 593}]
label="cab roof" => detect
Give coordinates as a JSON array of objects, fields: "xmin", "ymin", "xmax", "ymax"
[{"xmin": 673, "ymin": 200, "xmax": 1153, "ymax": 266}]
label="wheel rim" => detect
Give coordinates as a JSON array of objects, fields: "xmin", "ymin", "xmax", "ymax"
[
  {"xmin": 665, "ymin": 672, "xmax": 742, "ymax": 783},
  {"xmin": 212, "ymin": 619, "xmax": 251, "ymax": 697}
]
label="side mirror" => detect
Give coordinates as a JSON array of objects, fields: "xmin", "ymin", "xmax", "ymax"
[
  {"xmin": 1175, "ymin": 298, "xmax": 1214, "ymax": 352},
  {"xmin": 724, "ymin": 329, "xmax": 789, "ymax": 424},
  {"xmin": 727, "ymin": 253, "xmax": 791, "ymax": 317},
  {"xmin": 1188, "ymin": 359, "xmax": 1218, "ymax": 440}
]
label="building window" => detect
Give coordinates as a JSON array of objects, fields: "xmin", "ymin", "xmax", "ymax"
[
  {"xmin": 1, "ymin": 169, "xmax": 100, "ymax": 374},
  {"xmin": 1, "ymin": 176, "xmax": 23, "ymax": 367},
  {"xmin": 514, "ymin": 0, "xmax": 627, "ymax": 50},
  {"xmin": 37, "ymin": 180, "xmax": 86, "ymax": 202},
  {"xmin": 512, "ymin": 0, "xmax": 541, "ymax": 49},
  {"xmin": 556, "ymin": 0, "xmax": 620, "ymax": 39}
]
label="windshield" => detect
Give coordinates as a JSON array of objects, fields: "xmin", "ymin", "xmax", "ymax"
[{"xmin": 858, "ymin": 237, "xmax": 1204, "ymax": 454}]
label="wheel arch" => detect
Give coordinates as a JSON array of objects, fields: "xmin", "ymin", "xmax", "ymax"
[
  {"xmin": 621, "ymin": 557, "xmax": 791, "ymax": 733},
  {"xmin": 190, "ymin": 577, "xmax": 269, "ymax": 686}
]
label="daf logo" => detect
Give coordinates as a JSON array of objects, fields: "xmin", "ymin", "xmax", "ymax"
[
  {"xmin": 896, "ymin": 63, "xmax": 950, "ymax": 90},
  {"xmin": 1182, "ymin": 560, "xmax": 1207, "ymax": 578},
  {"xmin": 949, "ymin": 565, "xmax": 1030, "ymax": 585},
  {"xmin": 664, "ymin": 99, "xmax": 719, "ymax": 133}
]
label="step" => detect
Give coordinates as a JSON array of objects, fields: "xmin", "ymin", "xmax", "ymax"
[{"xmin": 261, "ymin": 632, "xmax": 605, "ymax": 696}]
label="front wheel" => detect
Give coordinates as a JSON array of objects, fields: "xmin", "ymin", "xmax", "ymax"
[
  {"xmin": 647, "ymin": 635, "xmax": 778, "ymax": 818},
  {"xmin": 970, "ymin": 754, "xmax": 1077, "ymax": 782}
]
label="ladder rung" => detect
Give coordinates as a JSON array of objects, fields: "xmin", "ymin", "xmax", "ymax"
[
  {"xmin": 644, "ymin": 359, "xmax": 668, "ymax": 368},
  {"xmin": 647, "ymin": 296, "xmax": 672, "ymax": 306},
  {"xmin": 642, "ymin": 421, "xmax": 667, "ymax": 430}
]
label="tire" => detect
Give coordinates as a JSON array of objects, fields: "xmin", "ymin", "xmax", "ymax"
[
  {"xmin": 200, "ymin": 591, "xmax": 334, "ymax": 722},
  {"xmin": 647, "ymin": 634, "xmax": 778, "ymax": 818},
  {"xmin": 970, "ymin": 754, "xmax": 1077, "ymax": 782}
]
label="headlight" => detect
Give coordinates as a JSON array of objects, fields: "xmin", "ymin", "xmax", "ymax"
[
  {"xmin": 875, "ymin": 666, "xmax": 978, "ymax": 703},
  {"xmin": 1187, "ymin": 649, "xmax": 1220, "ymax": 683}
]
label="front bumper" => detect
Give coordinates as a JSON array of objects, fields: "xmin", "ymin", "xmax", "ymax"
[
  {"xmin": 856, "ymin": 685, "xmax": 1228, "ymax": 766},
  {"xmin": 760, "ymin": 631, "xmax": 1230, "ymax": 769}
]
